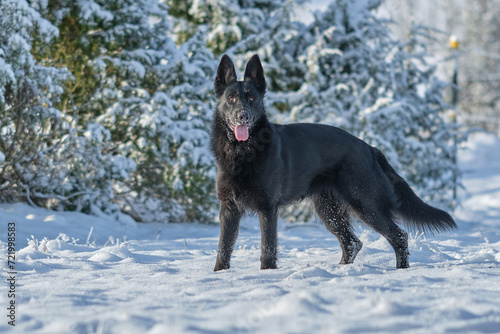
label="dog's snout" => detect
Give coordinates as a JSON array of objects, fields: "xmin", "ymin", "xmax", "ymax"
[{"xmin": 238, "ymin": 111, "xmax": 250, "ymax": 123}]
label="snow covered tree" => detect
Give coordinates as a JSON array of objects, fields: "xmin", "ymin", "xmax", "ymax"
[
  {"xmin": 168, "ymin": 0, "xmax": 461, "ymax": 223},
  {"xmin": 275, "ymin": 0, "xmax": 460, "ymax": 221},
  {"xmin": 1, "ymin": 0, "xmax": 217, "ymax": 222},
  {"xmin": 153, "ymin": 27, "xmax": 218, "ymax": 222},
  {"xmin": 226, "ymin": 0, "xmax": 310, "ymax": 93},
  {"xmin": 96, "ymin": 25, "xmax": 218, "ymax": 223},
  {"xmin": 0, "ymin": 0, "xmax": 69, "ymax": 204},
  {"xmin": 167, "ymin": 0, "xmax": 299, "ymax": 54},
  {"xmin": 34, "ymin": 0, "xmax": 217, "ymax": 222},
  {"xmin": 168, "ymin": 0, "xmax": 243, "ymax": 53},
  {"xmin": 0, "ymin": 0, "xmax": 134, "ymax": 214},
  {"xmin": 168, "ymin": 0, "xmax": 312, "ymax": 117},
  {"xmin": 1, "ymin": 0, "xmax": 462, "ymax": 225}
]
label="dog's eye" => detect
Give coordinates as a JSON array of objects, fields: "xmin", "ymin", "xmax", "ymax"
[{"xmin": 228, "ymin": 96, "xmax": 236, "ymax": 103}]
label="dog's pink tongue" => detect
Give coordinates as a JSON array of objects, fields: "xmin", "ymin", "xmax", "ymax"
[{"xmin": 234, "ymin": 125, "xmax": 249, "ymax": 141}]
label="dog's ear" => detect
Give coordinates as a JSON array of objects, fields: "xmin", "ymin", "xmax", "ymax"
[
  {"xmin": 244, "ymin": 54, "xmax": 266, "ymax": 95},
  {"xmin": 215, "ymin": 54, "xmax": 237, "ymax": 98}
]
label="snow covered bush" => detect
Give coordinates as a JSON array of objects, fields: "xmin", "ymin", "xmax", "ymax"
[
  {"xmin": 34, "ymin": 0, "xmax": 218, "ymax": 222},
  {"xmin": 167, "ymin": 0, "xmax": 303, "ymax": 56},
  {"xmin": 1, "ymin": 0, "xmax": 214, "ymax": 221},
  {"xmin": 270, "ymin": 0, "xmax": 461, "ymax": 221},
  {"xmin": 226, "ymin": 0, "xmax": 310, "ymax": 94},
  {"xmin": 1, "ymin": 0, "xmax": 142, "ymax": 215},
  {"xmin": 1, "ymin": 0, "xmax": 461, "ymax": 224},
  {"xmin": 95, "ymin": 25, "xmax": 218, "ymax": 223}
]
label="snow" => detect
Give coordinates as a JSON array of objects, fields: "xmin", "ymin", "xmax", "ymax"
[
  {"xmin": 1, "ymin": 132, "xmax": 500, "ymax": 333},
  {"xmin": 78, "ymin": 0, "xmax": 114, "ymax": 23}
]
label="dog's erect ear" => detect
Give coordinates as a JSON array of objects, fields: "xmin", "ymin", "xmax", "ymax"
[
  {"xmin": 244, "ymin": 54, "xmax": 266, "ymax": 95},
  {"xmin": 215, "ymin": 54, "xmax": 237, "ymax": 98}
]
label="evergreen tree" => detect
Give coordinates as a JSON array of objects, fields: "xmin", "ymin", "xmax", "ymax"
[
  {"xmin": 167, "ymin": 0, "xmax": 295, "ymax": 53},
  {"xmin": 0, "ymin": 0, "xmax": 133, "ymax": 214},
  {"xmin": 2, "ymin": 0, "xmax": 217, "ymax": 222},
  {"xmin": 0, "ymin": 0, "xmax": 69, "ymax": 203},
  {"xmin": 96, "ymin": 25, "xmax": 218, "ymax": 222},
  {"xmin": 1, "ymin": 0, "xmax": 462, "ymax": 225},
  {"xmin": 37, "ymin": 0, "xmax": 217, "ymax": 222},
  {"xmin": 227, "ymin": 0, "xmax": 310, "ymax": 93},
  {"xmin": 278, "ymin": 0, "xmax": 460, "ymax": 221}
]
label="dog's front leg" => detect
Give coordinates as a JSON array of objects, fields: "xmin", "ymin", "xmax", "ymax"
[
  {"xmin": 259, "ymin": 207, "xmax": 278, "ymax": 269},
  {"xmin": 214, "ymin": 201, "xmax": 243, "ymax": 271}
]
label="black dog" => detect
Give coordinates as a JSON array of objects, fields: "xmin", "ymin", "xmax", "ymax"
[{"xmin": 211, "ymin": 54, "xmax": 456, "ymax": 271}]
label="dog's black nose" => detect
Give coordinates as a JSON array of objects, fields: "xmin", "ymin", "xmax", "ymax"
[{"xmin": 238, "ymin": 111, "xmax": 250, "ymax": 123}]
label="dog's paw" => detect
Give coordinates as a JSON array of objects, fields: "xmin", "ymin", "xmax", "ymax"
[
  {"xmin": 260, "ymin": 260, "xmax": 277, "ymax": 270},
  {"xmin": 214, "ymin": 262, "xmax": 230, "ymax": 271}
]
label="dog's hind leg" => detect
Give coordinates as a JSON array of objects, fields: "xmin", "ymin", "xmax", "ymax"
[
  {"xmin": 355, "ymin": 207, "xmax": 409, "ymax": 269},
  {"xmin": 313, "ymin": 194, "xmax": 363, "ymax": 265}
]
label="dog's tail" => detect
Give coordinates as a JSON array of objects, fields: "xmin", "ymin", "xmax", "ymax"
[{"xmin": 373, "ymin": 148, "xmax": 457, "ymax": 233}]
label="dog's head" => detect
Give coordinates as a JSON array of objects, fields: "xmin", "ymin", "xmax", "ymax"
[{"xmin": 214, "ymin": 54, "xmax": 267, "ymax": 142}]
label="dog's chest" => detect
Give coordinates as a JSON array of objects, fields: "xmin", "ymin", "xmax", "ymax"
[{"xmin": 217, "ymin": 165, "xmax": 271, "ymax": 210}]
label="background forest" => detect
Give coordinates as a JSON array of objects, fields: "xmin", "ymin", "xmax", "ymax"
[{"xmin": 1, "ymin": 0, "xmax": 497, "ymax": 223}]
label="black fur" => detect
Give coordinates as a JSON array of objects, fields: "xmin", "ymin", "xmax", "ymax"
[{"xmin": 211, "ymin": 54, "xmax": 457, "ymax": 271}]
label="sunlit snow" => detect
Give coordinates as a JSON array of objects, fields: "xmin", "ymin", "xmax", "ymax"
[{"xmin": 1, "ymin": 133, "xmax": 499, "ymax": 333}]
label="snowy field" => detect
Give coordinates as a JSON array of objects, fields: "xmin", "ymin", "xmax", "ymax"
[{"xmin": 1, "ymin": 132, "xmax": 500, "ymax": 334}]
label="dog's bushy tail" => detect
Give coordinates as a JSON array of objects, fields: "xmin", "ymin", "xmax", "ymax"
[{"xmin": 374, "ymin": 148, "xmax": 457, "ymax": 233}]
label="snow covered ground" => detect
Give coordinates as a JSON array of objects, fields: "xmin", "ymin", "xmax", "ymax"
[{"xmin": 1, "ymin": 132, "xmax": 500, "ymax": 334}]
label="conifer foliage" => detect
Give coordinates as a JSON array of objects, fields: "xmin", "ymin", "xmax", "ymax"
[
  {"xmin": 0, "ymin": 0, "xmax": 461, "ymax": 223},
  {"xmin": 0, "ymin": 0, "xmax": 116, "ymax": 212},
  {"xmin": 272, "ymin": 0, "xmax": 460, "ymax": 220}
]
